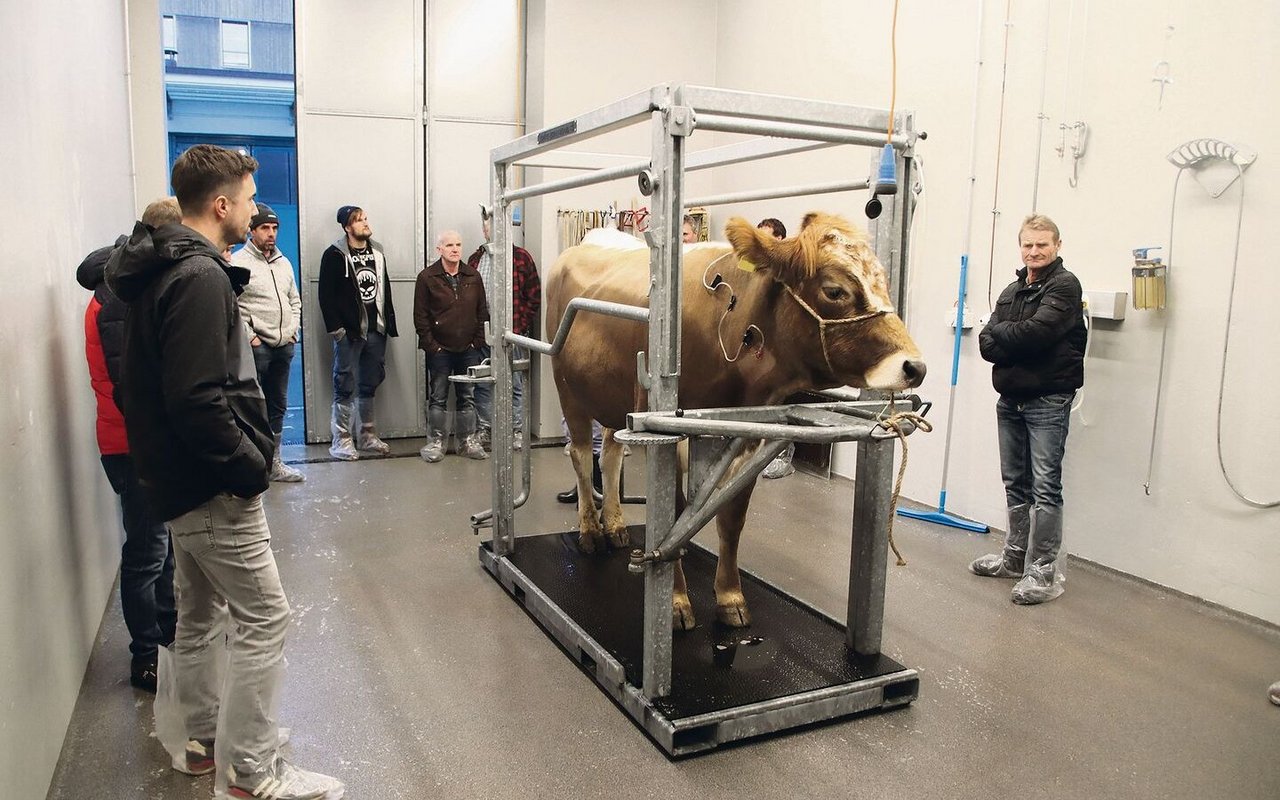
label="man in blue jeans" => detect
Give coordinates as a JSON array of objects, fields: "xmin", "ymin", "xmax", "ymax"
[
  {"xmin": 318, "ymin": 206, "xmax": 399, "ymax": 461},
  {"xmin": 974, "ymin": 213, "xmax": 1087, "ymax": 605},
  {"xmin": 108, "ymin": 144, "xmax": 342, "ymax": 798},
  {"xmin": 414, "ymin": 230, "xmax": 489, "ymax": 463},
  {"xmin": 231, "ymin": 203, "xmax": 304, "ymax": 481}
]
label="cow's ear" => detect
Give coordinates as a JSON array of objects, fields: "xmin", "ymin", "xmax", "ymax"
[
  {"xmin": 725, "ymin": 217, "xmax": 782, "ymax": 277},
  {"xmin": 799, "ymin": 212, "xmax": 822, "ymax": 231}
]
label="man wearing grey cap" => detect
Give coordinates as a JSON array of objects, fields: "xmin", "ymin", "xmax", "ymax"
[
  {"xmin": 318, "ymin": 206, "xmax": 399, "ymax": 460},
  {"xmin": 230, "ymin": 204, "xmax": 305, "ymax": 481}
]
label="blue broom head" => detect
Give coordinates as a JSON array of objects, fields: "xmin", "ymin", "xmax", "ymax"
[{"xmin": 874, "ymin": 143, "xmax": 898, "ymax": 196}]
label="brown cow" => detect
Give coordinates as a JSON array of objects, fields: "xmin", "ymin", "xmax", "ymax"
[{"xmin": 546, "ymin": 212, "xmax": 925, "ymax": 629}]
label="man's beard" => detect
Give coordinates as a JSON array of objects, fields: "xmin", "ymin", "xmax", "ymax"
[{"xmin": 351, "ymin": 231, "xmax": 371, "ymax": 246}]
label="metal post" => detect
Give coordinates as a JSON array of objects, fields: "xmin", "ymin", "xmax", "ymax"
[
  {"xmin": 491, "ymin": 163, "xmax": 516, "ymax": 557},
  {"xmin": 847, "ymin": 434, "xmax": 894, "ymax": 655},
  {"xmin": 641, "ymin": 96, "xmax": 687, "ymax": 700}
]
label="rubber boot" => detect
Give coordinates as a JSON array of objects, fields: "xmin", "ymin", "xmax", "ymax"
[
  {"xmin": 269, "ymin": 433, "xmax": 305, "ymax": 482},
  {"xmin": 556, "ymin": 454, "xmax": 603, "ymax": 503},
  {"xmin": 328, "ymin": 401, "xmax": 359, "ymax": 461}
]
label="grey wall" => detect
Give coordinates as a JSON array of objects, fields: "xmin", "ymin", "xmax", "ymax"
[{"xmin": 0, "ymin": 2, "xmax": 138, "ymax": 798}]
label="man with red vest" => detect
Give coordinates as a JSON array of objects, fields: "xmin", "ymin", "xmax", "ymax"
[{"xmin": 76, "ymin": 197, "xmax": 181, "ymax": 692}]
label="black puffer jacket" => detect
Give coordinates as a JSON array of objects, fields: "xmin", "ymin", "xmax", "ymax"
[
  {"xmin": 979, "ymin": 257, "xmax": 1087, "ymax": 400},
  {"xmin": 106, "ymin": 221, "xmax": 273, "ymax": 520},
  {"xmin": 76, "ymin": 235, "xmax": 129, "ymax": 404}
]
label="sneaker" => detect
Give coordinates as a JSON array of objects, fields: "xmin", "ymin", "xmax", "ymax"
[
  {"xmin": 477, "ymin": 428, "xmax": 492, "ymax": 451},
  {"xmin": 270, "ymin": 459, "xmax": 305, "ymax": 483},
  {"xmin": 761, "ymin": 453, "xmax": 795, "ymax": 480},
  {"xmin": 969, "ymin": 552, "xmax": 1025, "ymax": 579},
  {"xmin": 459, "ymin": 434, "xmax": 489, "ymax": 460},
  {"xmin": 174, "ymin": 738, "xmax": 215, "ymax": 776},
  {"xmin": 419, "ymin": 439, "xmax": 445, "ymax": 463},
  {"xmin": 356, "ymin": 425, "xmax": 391, "ymax": 455},
  {"xmin": 1269, "ymin": 681, "xmax": 1280, "ymax": 706},
  {"xmin": 227, "ymin": 757, "xmax": 344, "ymax": 799},
  {"xmin": 130, "ymin": 655, "xmax": 157, "ymax": 692},
  {"xmin": 513, "ymin": 431, "xmax": 523, "ymax": 451}
]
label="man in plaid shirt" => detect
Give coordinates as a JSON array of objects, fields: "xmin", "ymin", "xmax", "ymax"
[{"xmin": 468, "ymin": 205, "xmax": 541, "ymax": 450}]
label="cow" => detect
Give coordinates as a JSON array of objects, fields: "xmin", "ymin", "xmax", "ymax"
[{"xmin": 545, "ymin": 212, "xmax": 925, "ymax": 630}]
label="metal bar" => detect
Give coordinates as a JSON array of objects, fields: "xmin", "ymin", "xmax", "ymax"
[
  {"xmin": 511, "ymin": 150, "xmax": 645, "ymax": 170},
  {"xmin": 680, "ymin": 85, "xmax": 911, "ymax": 134},
  {"xmin": 656, "ymin": 440, "xmax": 789, "ymax": 561},
  {"xmin": 641, "ymin": 98, "xmax": 684, "ymax": 701},
  {"xmin": 695, "ymin": 113, "xmax": 909, "ymax": 149},
  {"xmin": 684, "ymin": 137, "xmax": 837, "ymax": 172},
  {"xmin": 492, "ymin": 85, "xmax": 663, "ymax": 165},
  {"xmin": 507, "ymin": 298, "xmax": 648, "ymax": 357},
  {"xmin": 848, "ymin": 434, "xmax": 894, "ymax": 655},
  {"xmin": 686, "ymin": 178, "xmax": 871, "ymax": 209},
  {"xmin": 503, "ymin": 160, "xmax": 648, "ymax": 203},
  {"xmin": 490, "ymin": 163, "xmax": 517, "ymax": 557},
  {"xmin": 628, "ymin": 414, "xmax": 887, "ymax": 444}
]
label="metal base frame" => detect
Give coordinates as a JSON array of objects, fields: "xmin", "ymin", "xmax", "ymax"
[{"xmin": 479, "ymin": 531, "xmax": 919, "ymax": 758}]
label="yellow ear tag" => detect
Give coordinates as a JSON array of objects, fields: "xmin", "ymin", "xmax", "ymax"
[{"xmin": 737, "ymin": 258, "xmax": 758, "ymax": 273}]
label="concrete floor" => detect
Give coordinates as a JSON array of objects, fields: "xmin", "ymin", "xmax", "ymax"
[{"xmin": 48, "ymin": 444, "xmax": 1280, "ymax": 799}]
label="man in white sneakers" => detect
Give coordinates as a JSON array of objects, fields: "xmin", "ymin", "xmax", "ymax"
[{"xmin": 231, "ymin": 204, "xmax": 304, "ymax": 482}]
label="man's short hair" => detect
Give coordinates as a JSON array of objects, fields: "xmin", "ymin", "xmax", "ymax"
[
  {"xmin": 170, "ymin": 145, "xmax": 258, "ymax": 216},
  {"xmin": 1020, "ymin": 213, "xmax": 1060, "ymax": 242},
  {"xmin": 757, "ymin": 218, "xmax": 786, "ymax": 238},
  {"xmin": 141, "ymin": 197, "xmax": 182, "ymax": 228}
]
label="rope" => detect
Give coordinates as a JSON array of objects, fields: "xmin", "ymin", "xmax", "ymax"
[{"xmin": 877, "ymin": 411, "xmax": 934, "ymax": 566}]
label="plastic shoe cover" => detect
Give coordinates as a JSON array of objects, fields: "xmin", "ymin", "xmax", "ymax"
[
  {"xmin": 178, "ymin": 738, "xmax": 216, "ymax": 776},
  {"xmin": 512, "ymin": 431, "xmax": 523, "ymax": 451},
  {"xmin": 1011, "ymin": 563, "xmax": 1065, "ymax": 605},
  {"xmin": 761, "ymin": 452, "xmax": 795, "ymax": 480},
  {"xmin": 356, "ymin": 425, "xmax": 391, "ymax": 455},
  {"xmin": 969, "ymin": 552, "xmax": 1025, "ymax": 579},
  {"xmin": 477, "ymin": 428, "xmax": 492, "ymax": 451},
  {"xmin": 270, "ymin": 458, "xmax": 305, "ymax": 483},
  {"xmin": 224, "ymin": 757, "xmax": 344, "ymax": 800},
  {"xmin": 1268, "ymin": 681, "xmax": 1280, "ymax": 706},
  {"xmin": 459, "ymin": 434, "xmax": 489, "ymax": 460},
  {"xmin": 419, "ymin": 439, "xmax": 445, "ymax": 463},
  {"xmin": 328, "ymin": 437, "xmax": 358, "ymax": 461}
]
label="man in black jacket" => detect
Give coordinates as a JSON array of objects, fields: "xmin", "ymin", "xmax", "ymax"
[
  {"xmin": 107, "ymin": 144, "xmax": 342, "ymax": 799},
  {"xmin": 974, "ymin": 213, "xmax": 1086, "ymax": 605},
  {"xmin": 317, "ymin": 206, "xmax": 398, "ymax": 461}
]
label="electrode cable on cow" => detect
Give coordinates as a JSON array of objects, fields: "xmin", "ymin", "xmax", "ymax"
[{"xmin": 702, "ymin": 251, "xmax": 766, "ymax": 362}]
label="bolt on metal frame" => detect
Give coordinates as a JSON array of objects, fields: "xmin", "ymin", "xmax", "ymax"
[{"xmin": 478, "ymin": 84, "xmax": 921, "ymax": 705}]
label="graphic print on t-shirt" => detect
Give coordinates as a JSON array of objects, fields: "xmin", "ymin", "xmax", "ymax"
[{"xmin": 351, "ymin": 248, "xmax": 378, "ymax": 304}]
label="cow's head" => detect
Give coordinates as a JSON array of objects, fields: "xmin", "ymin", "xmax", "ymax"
[{"xmin": 725, "ymin": 212, "xmax": 925, "ymax": 390}]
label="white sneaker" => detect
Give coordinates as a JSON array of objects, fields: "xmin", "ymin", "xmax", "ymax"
[
  {"xmin": 459, "ymin": 434, "xmax": 489, "ymax": 460},
  {"xmin": 227, "ymin": 757, "xmax": 344, "ymax": 799}
]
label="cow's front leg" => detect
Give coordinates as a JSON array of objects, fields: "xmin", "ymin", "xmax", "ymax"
[
  {"xmin": 673, "ymin": 557, "xmax": 696, "ymax": 630},
  {"xmin": 568, "ymin": 443, "xmax": 604, "ymax": 553},
  {"xmin": 599, "ymin": 430, "xmax": 628, "ymax": 547},
  {"xmin": 713, "ymin": 480, "xmax": 757, "ymax": 627}
]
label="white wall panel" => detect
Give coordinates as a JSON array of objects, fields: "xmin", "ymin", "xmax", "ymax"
[{"xmin": 299, "ymin": 0, "xmax": 420, "ymax": 115}]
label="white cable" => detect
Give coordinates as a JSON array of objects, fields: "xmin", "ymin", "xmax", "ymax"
[{"xmin": 1071, "ymin": 303, "xmax": 1091, "ymax": 424}]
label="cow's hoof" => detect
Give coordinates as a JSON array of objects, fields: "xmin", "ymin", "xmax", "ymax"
[
  {"xmin": 673, "ymin": 596, "xmax": 697, "ymax": 631},
  {"xmin": 715, "ymin": 601, "xmax": 751, "ymax": 628},
  {"xmin": 605, "ymin": 526, "xmax": 631, "ymax": 548},
  {"xmin": 577, "ymin": 531, "xmax": 604, "ymax": 554}
]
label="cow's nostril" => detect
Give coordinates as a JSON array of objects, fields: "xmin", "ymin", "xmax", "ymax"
[{"xmin": 903, "ymin": 359, "xmax": 927, "ymax": 385}]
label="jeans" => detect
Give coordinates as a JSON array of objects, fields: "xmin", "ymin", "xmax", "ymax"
[
  {"xmin": 332, "ymin": 330, "xmax": 387, "ymax": 404},
  {"xmin": 996, "ymin": 391, "xmax": 1074, "ymax": 565},
  {"xmin": 167, "ymin": 493, "xmax": 289, "ymax": 774},
  {"xmin": 252, "ymin": 342, "xmax": 295, "ymax": 435},
  {"xmin": 101, "ymin": 454, "xmax": 176, "ymax": 660},
  {"xmin": 426, "ymin": 347, "xmax": 484, "ymax": 437},
  {"xmin": 474, "ymin": 344, "xmax": 527, "ymax": 433}
]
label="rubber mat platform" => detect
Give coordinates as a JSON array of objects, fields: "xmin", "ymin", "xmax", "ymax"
[{"xmin": 480, "ymin": 525, "xmax": 917, "ymax": 756}]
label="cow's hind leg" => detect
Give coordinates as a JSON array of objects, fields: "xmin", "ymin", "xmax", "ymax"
[
  {"xmin": 673, "ymin": 557, "xmax": 695, "ymax": 630},
  {"xmin": 599, "ymin": 428, "xmax": 628, "ymax": 547},
  {"xmin": 564, "ymin": 411, "xmax": 604, "ymax": 553},
  {"xmin": 714, "ymin": 479, "xmax": 758, "ymax": 627}
]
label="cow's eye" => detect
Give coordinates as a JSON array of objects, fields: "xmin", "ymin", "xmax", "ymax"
[{"xmin": 822, "ymin": 285, "xmax": 848, "ymax": 302}]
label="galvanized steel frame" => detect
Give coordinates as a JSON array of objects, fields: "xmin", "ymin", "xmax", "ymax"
[{"xmin": 481, "ymin": 84, "xmax": 922, "ymax": 709}]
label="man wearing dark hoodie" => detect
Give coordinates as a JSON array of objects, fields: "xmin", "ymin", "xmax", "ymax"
[
  {"xmin": 76, "ymin": 196, "xmax": 182, "ymax": 693},
  {"xmin": 106, "ymin": 144, "xmax": 343, "ymax": 799}
]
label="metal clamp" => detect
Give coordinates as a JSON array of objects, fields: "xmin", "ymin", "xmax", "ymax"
[{"xmin": 667, "ymin": 105, "xmax": 696, "ymax": 137}]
